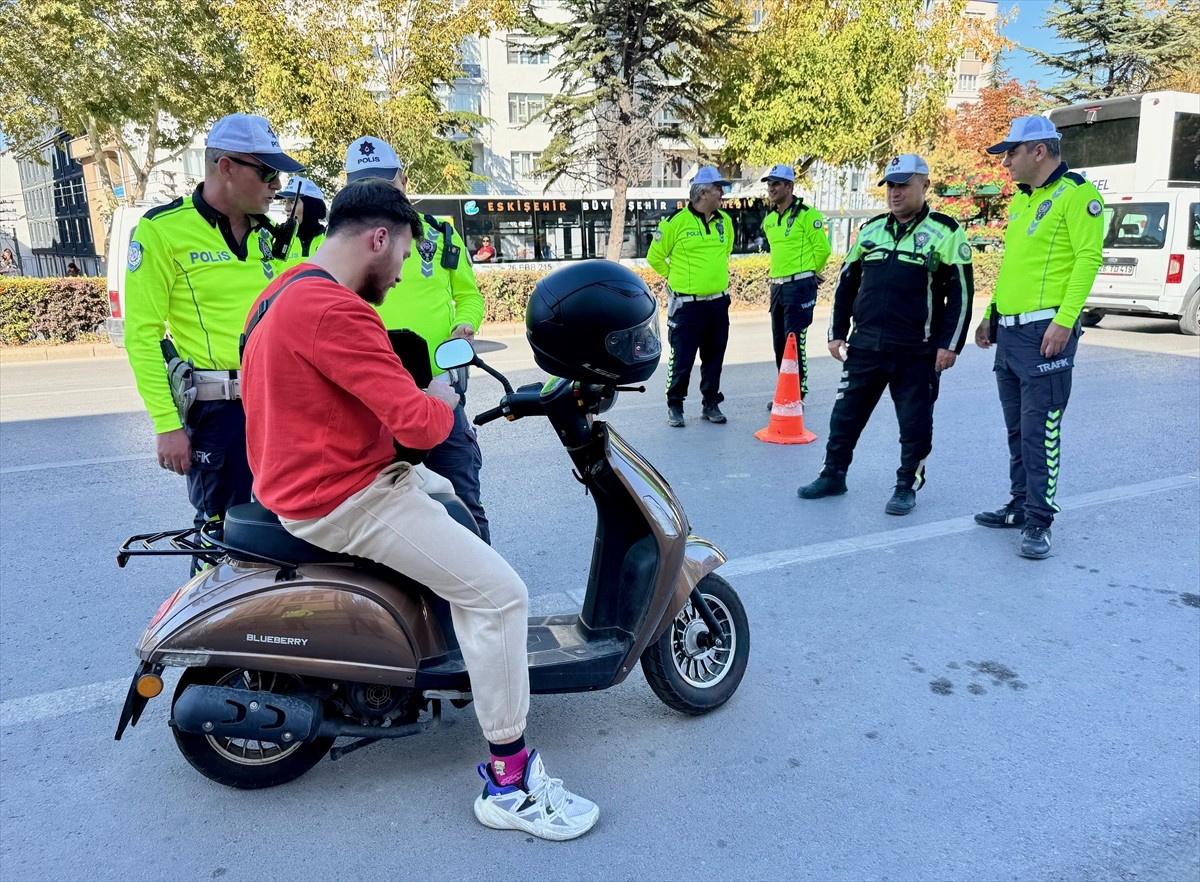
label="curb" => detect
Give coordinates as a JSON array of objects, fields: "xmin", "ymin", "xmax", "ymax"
[{"xmin": 0, "ymin": 343, "xmax": 127, "ymax": 365}]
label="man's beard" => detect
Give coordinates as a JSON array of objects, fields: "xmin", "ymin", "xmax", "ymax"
[{"xmin": 361, "ymin": 264, "xmax": 396, "ymax": 306}]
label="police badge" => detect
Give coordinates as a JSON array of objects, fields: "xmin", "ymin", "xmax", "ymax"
[
  {"xmin": 915, "ymin": 232, "xmax": 930, "ymax": 249},
  {"xmin": 1035, "ymin": 200, "xmax": 1053, "ymax": 221},
  {"xmin": 127, "ymin": 240, "xmax": 143, "ymax": 272},
  {"xmin": 715, "ymin": 218, "xmax": 725, "ymax": 243},
  {"xmin": 417, "ymin": 235, "xmax": 438, "ymax": 278},
  {"xmin": 259, "ymin": 232, "xmax": 275, "ymax": 280},
  {"xmin": 958, "ymin": 242, "xmax": 972, "ymax": 261}
]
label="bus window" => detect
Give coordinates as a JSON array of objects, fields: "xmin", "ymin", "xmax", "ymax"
[
  {"xmin": 1104, "ymin": 202, "xmax": 1169, "ymax": 249},
  {"xmin": 1170, "ymin": 113, "xmax": 1200, "ymax": 183},
  {"xmin": 1058, "ymin": 117, "xmax": 1140, "ymax": 168},
  {"xmin": 535, "ymin": 206, "xmax": 584, "ymax": 260}
]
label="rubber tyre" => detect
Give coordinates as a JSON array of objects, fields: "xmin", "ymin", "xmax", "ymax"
[
  {"xmin": 1080, "ymin": 310, "xmax": 1103, "ymax": 328},
  {"xmin": 640, "ymin": 573, "xmax": 749, "ymax": 715},
  {"xmin": 171, "ymin": 667, "xmax": 334, "ymax": 789},
  {"xmin": 1179, "ymin": 289, "xmax": 1200, "ymax": 336}
]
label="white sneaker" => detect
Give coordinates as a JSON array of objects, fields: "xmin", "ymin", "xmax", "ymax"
[{"xmin": 473, "ymin": 750, "xmax": 600, "ymax": 841}]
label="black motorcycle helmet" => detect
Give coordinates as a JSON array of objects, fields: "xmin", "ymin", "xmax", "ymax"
[{"xmin": 526, "ymin": 260, "xmax": 661, "ymax": 384}]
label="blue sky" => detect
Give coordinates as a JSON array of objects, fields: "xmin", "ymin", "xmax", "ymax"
[{"xmin": 996, "ymin": 1, "xmax": 1070, "ymax": 86}]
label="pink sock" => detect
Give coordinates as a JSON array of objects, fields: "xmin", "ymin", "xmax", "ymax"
[{"xmin": 491, "ymin": 747, "xmax": 529, "ymax": 787}]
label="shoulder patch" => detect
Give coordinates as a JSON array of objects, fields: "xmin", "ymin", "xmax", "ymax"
[
  {"xmin": 127, "ymin": 240, "xmax": 143, "ymax": 272},
  {"xmin": 652, "ymin": 230, "xmax": 663, "ymax": 241},
  {"xmin": 142, "ymin": 196, "xmax": 186, "ymax": 222},
  {"xmin": 813, "ymin": 219, "xmax": 823, "ymax": 229},
  {"xmin": 1064, "ymin": 172, "xmax": 1087, "ymax": 186},
  {"xmin": 958, "ymin": 242, "xmax": 972, "ymax": 261},
  {"xmin": 1086, "ymin": 199, "xmax": 1103, "ymax": 217},
  {"xmin": 927, "ymin": 211, "xmax": 961, "ymax": 231}
]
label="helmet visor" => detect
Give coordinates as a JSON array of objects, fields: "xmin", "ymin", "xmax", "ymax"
[{"xmin": 604, "ymin": 312, "xmax": 661, "ymax": 366}]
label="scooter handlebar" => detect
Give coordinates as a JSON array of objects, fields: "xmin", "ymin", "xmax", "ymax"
[{"xmin": 473, "ymin": 405, "xmax": 506, "ymax": 426}]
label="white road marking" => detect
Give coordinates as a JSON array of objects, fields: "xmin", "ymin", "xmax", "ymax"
[
  {"xmin": 0, "ymin": 453, "xmax": 153, "ymax": 475},
  {"xmin": 2, "ymin": 386, "xmax": 137, "ymax": 398},
  {"xmin": 1, "ymin": 474, "xmax": 1195, "ymax": 728}
]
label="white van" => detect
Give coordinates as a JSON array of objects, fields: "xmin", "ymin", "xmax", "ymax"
[
  {"xmin": 103, "ymin": 203, "xmax": 151, "ymax": 348},
  {"xmin": 1083, "ymin": 188, "xmax": 1200, "ymax": 335}
]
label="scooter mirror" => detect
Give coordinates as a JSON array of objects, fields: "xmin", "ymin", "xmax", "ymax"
[{"xmin": 434, "ymin": 338, "xmax": 475, "ymax": 371}]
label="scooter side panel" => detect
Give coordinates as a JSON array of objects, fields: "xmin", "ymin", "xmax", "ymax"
[
  {"xmin": 137, "ymin": 562, "xmax": 448, "ymax": 685},
  {"xmin": 602, "ymin": 427, "xmax": 694, "ymax": 676}
]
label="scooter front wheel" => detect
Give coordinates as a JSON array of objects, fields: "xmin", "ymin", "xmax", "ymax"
[
  {"xmin": 640, "ymin": 573, "xmax": 749, "ymax": 714},
  {"xmin": 171, "ymin": 667, "xmax": 334, "ymax": 789}
]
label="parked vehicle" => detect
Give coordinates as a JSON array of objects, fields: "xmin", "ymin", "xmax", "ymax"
[{"xmin": 1082, "ymin": 188, "xmax": 1200, "ymax": 335}]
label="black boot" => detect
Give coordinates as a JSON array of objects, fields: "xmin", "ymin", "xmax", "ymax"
[
  {"xmin": 798, "ymin": 470, "xmax": 848, "ymax": 499},
  {"xmin": 667, "ymin": 405, "xmax": 685, "ymax": 428},
  {"xmin": 885, "ymin": 485, "xmax": 916, "ymax": 516}
]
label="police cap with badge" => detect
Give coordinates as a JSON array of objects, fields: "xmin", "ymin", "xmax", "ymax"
[
  {"xmin": 207, "ymin": 113, "xmax": 304, "ymax": 177},
  {"xmin": 877, "ymin": 153, "xmax": 930, "ymax": 186}
]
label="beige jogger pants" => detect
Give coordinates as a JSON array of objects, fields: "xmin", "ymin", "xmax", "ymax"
[{"xmin": 281, "ymin": 462, "xmax": 529, "ymax": 744}]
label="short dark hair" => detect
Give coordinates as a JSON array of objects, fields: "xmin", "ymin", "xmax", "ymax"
[
  {"xmin": 1027, "ymin": 138, "xmax": 1061, "ymax": 159},
  {"xmin": 327, "ymin": 179, "xmax": 422, "ymax": 240}
]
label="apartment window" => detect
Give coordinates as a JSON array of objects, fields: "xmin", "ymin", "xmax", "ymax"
[
  {"xmin": 508, "ymin": 93, "xmax": 551, "ymax": 125},
  {"xmin": 958, "ymin": 74, "xmax": 978, "ymax": 92},
  {"xmin": 963, "ymin": 49, "xmax": 978, "ymax": 61},
  {"xmin": 511, "ymin": 151, "xmax": 543, "ymax": 177},
  {"xmin": 182, "ymin": 148, "xmax": 205, "ymax": 179},
  {"xmin": 507, "ymin": 41, "xmax": 549, "ymax": 64}
]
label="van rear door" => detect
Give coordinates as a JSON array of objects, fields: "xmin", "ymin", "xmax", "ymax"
[{"xmin": 1090, "ymin": 198, "xmax": 1173, "ymax": 308}]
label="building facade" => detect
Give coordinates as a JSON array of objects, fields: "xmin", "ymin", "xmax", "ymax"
[{"xmin": 14, "ymin": 132, "xmax": 100, "ymax": 277}]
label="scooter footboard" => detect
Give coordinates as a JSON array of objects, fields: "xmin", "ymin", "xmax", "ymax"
[{"xmin": 655, "ymin": 537, "xmax": 726, "ymax": 641}]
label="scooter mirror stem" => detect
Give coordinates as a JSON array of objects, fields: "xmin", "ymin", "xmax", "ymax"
[{"xmin": 471, "ymin": 356, "xmax": 514, "ymax": 395}]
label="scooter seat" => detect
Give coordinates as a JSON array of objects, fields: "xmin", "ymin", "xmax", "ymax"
[{"xmin": 223, "ymin": 495, "xmax": 479, "ymax": 565}]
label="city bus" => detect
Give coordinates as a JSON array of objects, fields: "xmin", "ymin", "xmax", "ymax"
[
  {"xmin": 1047, "ymin": 92, "xmax": 1200, "ymax": 333},
  {"xmin": 406, "ymin": 194, "xmax": 872, "ymax": 268}
]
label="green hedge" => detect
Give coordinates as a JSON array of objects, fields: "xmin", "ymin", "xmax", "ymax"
[
  {"xmin": 474, "ymin": 252, "xmax": 1003, "ymax": 324},
  {"xmin": 0, "ymin": 277, "xmax": 109, "ymax": 345}
]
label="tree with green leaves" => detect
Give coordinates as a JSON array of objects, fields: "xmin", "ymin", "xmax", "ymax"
[
  {"xmin": 523, "ymin": 0, "xmax": 740, "ymax": 260},
  {"xmin": 707, "ymin": 0, "xmax": 983, "ymax": 177},
  {"xmin": 1029, "ymin": 0, "xmax": 1200, "ymax": 101},
  {"xmin": 0, "ymin": 0, "xmax": 248, "ymax": 207},
  {"xmin": 225, "ymin": 0, "xmax": 518, "ymax": 194}
]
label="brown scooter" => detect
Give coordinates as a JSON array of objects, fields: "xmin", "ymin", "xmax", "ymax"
[{"xmin": 114, "ymin": 338, "xmax": 749, "ymax": 789}]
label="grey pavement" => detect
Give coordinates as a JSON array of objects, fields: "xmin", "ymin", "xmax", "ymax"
[{"xmin": 0, "ymin": 312, "xmax": 1197, "ymax": 881}]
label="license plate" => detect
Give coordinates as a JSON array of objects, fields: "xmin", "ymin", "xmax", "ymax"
[{"xmin": 1100, "ymin": 264, "xmax": 1135, "ymax": 276}]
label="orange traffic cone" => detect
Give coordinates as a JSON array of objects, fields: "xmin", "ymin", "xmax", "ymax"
[{"xmin": 755, "ymin": 332, "xmax": 817, "ymax": 445}]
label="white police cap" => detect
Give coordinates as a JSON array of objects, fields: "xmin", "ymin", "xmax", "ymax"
[
  {"xmin": 344, "ymin": 136, "xmax": 403, "ymax": 182},
  {"xmin": 986, "ymin": 116, "xmax": 1062, "ymax": 154},
  {"xmin": 760, "ymin": 164, "xmax": 795, "ymax": 183},
  {"xmin": 206, "ymin": 114, "xmax": 303, "ymax": 173},
  {"xmin": 692, "ymin": 165, "xmax": 732, "ymax": 188},
  {"xmin": 277, "ymin": 177, "xmax": 325, "ymax": 201},
  {"xmin": 877, "ymin": 153, "xmax": 930, "ymax": 186}
]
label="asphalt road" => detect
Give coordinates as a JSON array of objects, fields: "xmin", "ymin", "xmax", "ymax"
[{"xmin": 1, "ymin": 311, "xmax": 1198, "ymax": 882}]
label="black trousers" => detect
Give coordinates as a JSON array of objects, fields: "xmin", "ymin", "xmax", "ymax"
[
  {"xmin": 993, "ymin": 318, "xmax": 1080, "ymax": 528},
  {"xmin": 769, "ymin": 277, "xmax": 818, "ymax": 397},
  {"xmin": 666, "ymin": 294, "xmax": 730, "ymax": 409},
  {"xmin": 823, "ymin": 348, "xmax": 941, "ymax": 488},
  {"xmin": 424, "ymin": 400, "xmax": 490, "ymax": 545},
  {"xmin": 185, "ymin": 399, "xmax": 254, "ymax": 574}
]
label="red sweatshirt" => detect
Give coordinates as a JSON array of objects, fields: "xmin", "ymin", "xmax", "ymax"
[{"xmin": 242, "ymin": 264, "xmax": 455, "ymax": 519}]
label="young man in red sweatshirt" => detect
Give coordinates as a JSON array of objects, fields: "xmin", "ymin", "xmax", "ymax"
[{"xmin": 241, "ymin": 179, "xmax": 599, "ymax": 841}]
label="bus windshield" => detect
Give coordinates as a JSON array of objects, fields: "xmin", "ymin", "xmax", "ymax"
[{"xmin": 1058, "ymin": 117, "xmax": 1139, "ymax": 168}]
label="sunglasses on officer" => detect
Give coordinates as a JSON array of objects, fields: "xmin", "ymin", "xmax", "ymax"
[{"xmin": 226, "ymin": 156, "xmax": 282, "ymax": 183}]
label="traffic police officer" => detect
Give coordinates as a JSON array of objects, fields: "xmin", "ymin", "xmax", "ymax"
[
  {"xmin": 760, "ymin": 163, "xmax": 831, "ymax": 399},
  {"xmin": 974, "ymin": 116, "xmax": 1104, "ymax": 560},
  {"xmin": 343, "ymin": 136, "xmax": 491, "ymax": 542},
  {"xmin": 124, "ymin": 113, "xmax": 301, "ymax": 570},
  {"xmin": 277, "ymin": 177, "xmax": 327, "ymax": 265},
  {"xmin": 799, "ymin": 154, "xmax": 974, "ymax": 515},
  {"xmin": 648, "ymin": 165, "xmax": 736, "ymax": 427}
]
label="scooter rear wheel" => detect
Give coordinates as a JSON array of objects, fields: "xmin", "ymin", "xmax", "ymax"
[
  {"xmin": 172, "ymin": 667, "xmax": 334, "ymax": 789},
  {"xmin": 640, "ymin": 573, "xmax": 749, "ymax": 714}
]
